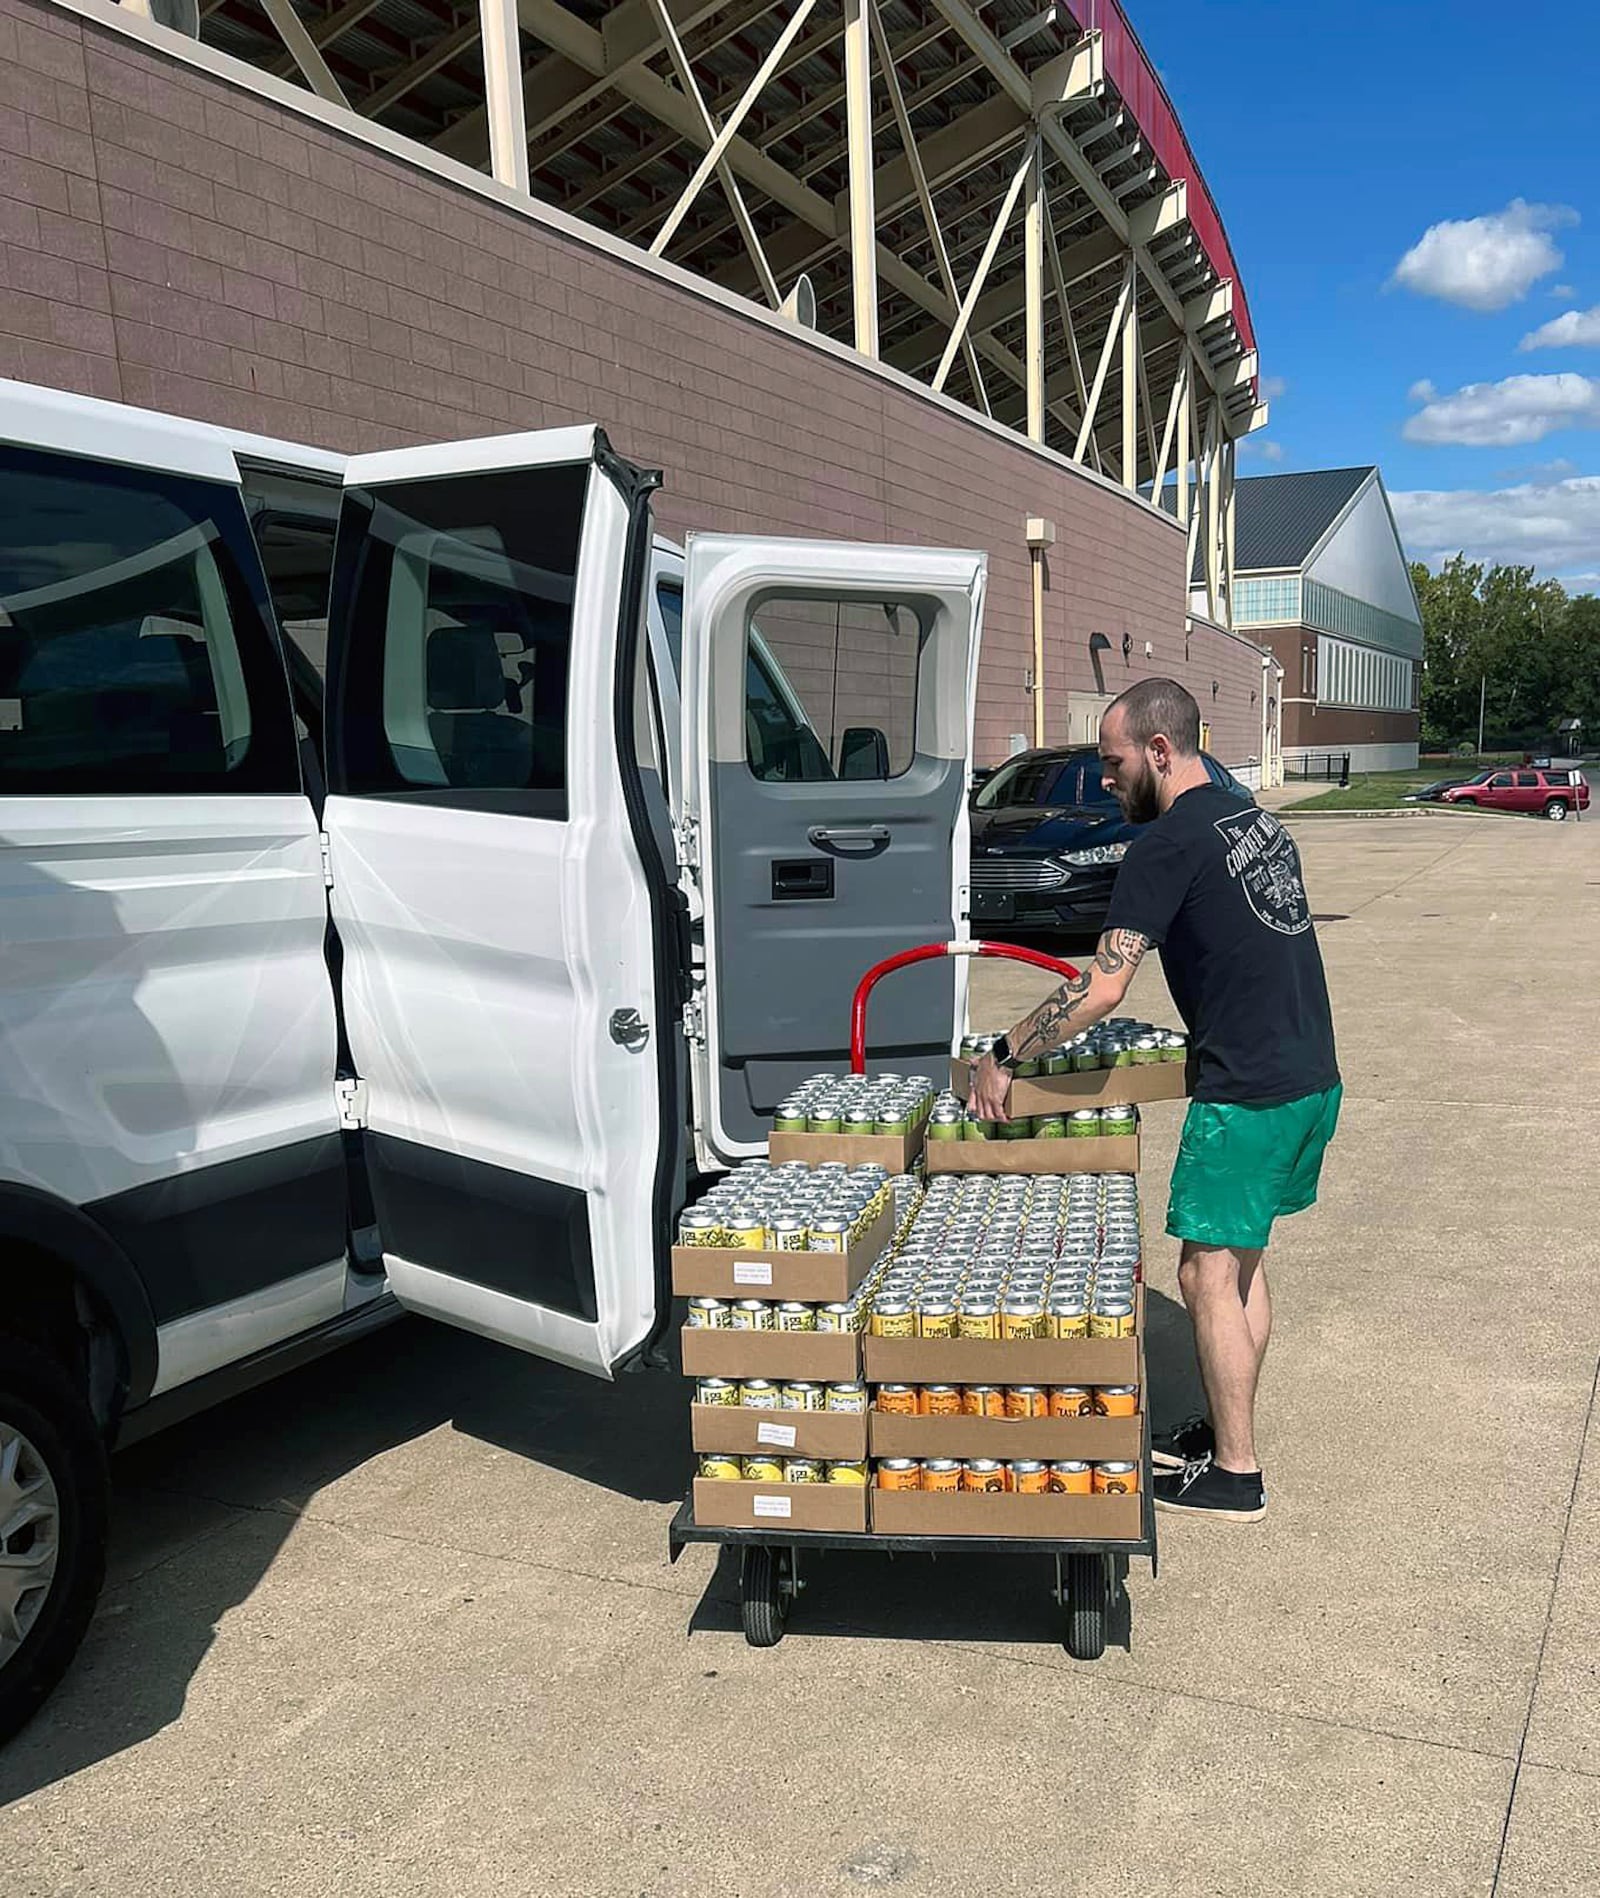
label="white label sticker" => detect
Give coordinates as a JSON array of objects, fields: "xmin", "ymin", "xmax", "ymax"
[
  {"xmin": 756, "ymin": 1421, "xmax": 797, "ymax": 1449},
  {"xmin": 733, "ymin": 1261, "xmax": 773, "ymax": 1286},
  {"xmin": 752, "ymin": 1494, "xmax": 792, "ymax": 1519}
]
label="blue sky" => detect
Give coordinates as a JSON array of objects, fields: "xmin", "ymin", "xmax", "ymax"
[{"xmin": 1131, "ymin": 0, "xmax": 1600, "ymax": 586}]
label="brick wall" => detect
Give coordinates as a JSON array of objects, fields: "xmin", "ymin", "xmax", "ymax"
[{"xmin": 0, "ymin": 0, "xmax": 1268, "ymax": 767}]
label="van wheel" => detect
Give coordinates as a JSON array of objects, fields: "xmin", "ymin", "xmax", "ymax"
[
  {"xmin": 1544, "ymin": 798, "xmax": 1569, "ymax": 821},
  {"xmin": 0, "ymin": 1335, "xmax": 108, "ymax": 1744}
]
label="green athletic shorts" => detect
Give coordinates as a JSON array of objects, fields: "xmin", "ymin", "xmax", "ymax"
[{"xmin": 1165, "ymin": 1084, "xmax": 1342, "ymax": 1253}]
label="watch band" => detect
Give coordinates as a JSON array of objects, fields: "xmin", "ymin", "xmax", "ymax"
[{"xmin": 991, "ymin": 1033, "xmax": 1017, "ymax": 1071}]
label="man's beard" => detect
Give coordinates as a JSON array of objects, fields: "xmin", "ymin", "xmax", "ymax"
[{"xmin": 1117, "ymin": 759, "xmax": 1162, "ymax": 824}]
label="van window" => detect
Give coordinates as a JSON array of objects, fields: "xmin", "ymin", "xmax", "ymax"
[
  {"xmin": 328, "ymin": 466, "xmax": 587, "ymax": 817},
  {"xmin": 0, "ymin": 444, "xmax": 299, "ymax": 794},
  {"xmin": 745, "ymin": 595, "xmax": 924, "ymax": 783}
]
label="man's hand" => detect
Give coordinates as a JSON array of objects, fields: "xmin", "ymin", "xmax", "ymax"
[{"xmin": 966, "ymin": 1051, "xmax": 1011, "ymax": 1122}]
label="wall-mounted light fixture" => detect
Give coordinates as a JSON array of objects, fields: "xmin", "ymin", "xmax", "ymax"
[
  {"xmin": 1121, "ymin": 633, "xmax": 1132, "ymax": 661},
  {"xmin": 1211, "ymin": 680, "xmax": 1220, "ymax": 699}
]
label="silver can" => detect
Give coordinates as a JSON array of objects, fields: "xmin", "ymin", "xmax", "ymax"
[
  {"xmin": 809, "ymin": 1217, "xmax": 851, "ymax": 1254},
  {"xmin": 729, "ymin": 1299, "xmax": 774, "ymax": 1331},
  {"xmin": 774, "ymin": 1301, "xmax": 817, "ymax": 1333},
  {"xmin": 739, "ymin": 1378, "xmax": 781, "ymax": 1409},
  {"xmin": 685, "ymin": 1297, "xmax": 730, "ymax": 1329}
]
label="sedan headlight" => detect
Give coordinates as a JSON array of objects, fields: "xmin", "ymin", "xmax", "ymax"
[{"xmin": 1061, "ymin": 841, "xmax": 1128, "ymax": 868}]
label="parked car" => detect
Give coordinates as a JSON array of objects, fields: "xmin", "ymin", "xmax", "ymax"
[
  {"xmin": 1440, "ymin": 766, "xmax": 1590, "ymax": 820},
  {"xmin": 968, "ymin": 746, "xmax": 1254, "ymax": 933},
  {"xmin": 1402, "ymin": 776, "xmax": 1469, "ymax": 803}
]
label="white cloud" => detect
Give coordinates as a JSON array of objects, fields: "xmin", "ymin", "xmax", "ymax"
[
  {"xmin": 1519, "ymin": 305, "xmax": 1600, "ymax": 350},
  {"xmin": 1551, "ymin": 283, "xmax": 1577, "ymax": 298},
  {"xmin": 1493, "ymin": 457, "xmax": 1579, "ymax": 481},
  {"xmin": 1238, "ymin": 437, "xmax": 1285, "ymax": 463},
  {"xmin": 1390, "ymin": 199, "xmax": 1577, "ymax": 312},
  {"xmin": 1402, "ymin": 372, "xmax": 1600, "ymax": 446},
  {"xmin": 1391, "ymin": 474, "xmax": 1600, "ymax": 580},
  {"xmin": 1258, "ymin": 440, "xmax": 1286, "ymax": 463},
  {"xmin": 1259, "ymin": 375, "xmax": 1288, "ymax": 400},
  {"xmin": 1408, "ymin": 378, "xmax": 1438, "ymax": 403}
]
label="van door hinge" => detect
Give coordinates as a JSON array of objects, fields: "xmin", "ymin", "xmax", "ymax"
[
  {"xmin": 336, "ymin": 1077, "xmax": 368, "ymax": 1130},
  {"xmin": 674, "ymin": 816, "xmax": 700, "ymax": 872},
  {"xmin": 319, "ymin": 831, "xmax": 334, "ymax": 890},
  {"xmin": 682, "ymin": 995, "xmax": 706, "ymax": 1044}
]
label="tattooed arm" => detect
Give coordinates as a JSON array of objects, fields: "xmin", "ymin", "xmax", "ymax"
[{"xmin": 966, "ymin": 928, "xmax": 1152, "ymax": 1121}]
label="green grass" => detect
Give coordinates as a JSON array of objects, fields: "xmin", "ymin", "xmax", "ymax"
[{"xmin": 1292, "ymin": 768, "xmax": 1468, "ymax": 812}]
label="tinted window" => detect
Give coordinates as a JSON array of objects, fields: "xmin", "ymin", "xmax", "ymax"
[
  {"xmin": 657, "ymin": 577, "xmax": 683, "ymax": 681},
  {"xmin": 1490, "ymin": 773, "xmax": 1514, "ymax": 789},
  {"xmin": 0, "ymin": 444, "xmax": 298, "ymax": 795},
  {"xmin": 329, "ymin": 466, "xmax": 587, "ymax": 816},
  {"xmin": 744, "ymin": 595, "xmax": 925, "ymax": 783},
  {"xmin": 975, "ymin": 755, "xmax": 1107, "ymax": 809},
  {"xmin": 1514, "ymin": 772, "xmax": 1539, "ymax": 787}
]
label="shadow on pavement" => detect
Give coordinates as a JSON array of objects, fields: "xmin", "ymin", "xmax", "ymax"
[{"xmin": 0, "ymin": 1314, "xmax": 691, "ymax": 1803}]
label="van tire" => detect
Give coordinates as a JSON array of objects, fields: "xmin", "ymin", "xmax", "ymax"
[
  {"xmin": 1544, "ymin": 798, "xmax": 1569, "ymax": 821},
  {"xmin": 0, "ymin": 1333, "xmax": 108, "ymax": 1745}
]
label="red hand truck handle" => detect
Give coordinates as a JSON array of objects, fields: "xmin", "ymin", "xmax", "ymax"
[{"xmin": 849, "ymin": 940, "xmax": 1081, "ymax": 1074}]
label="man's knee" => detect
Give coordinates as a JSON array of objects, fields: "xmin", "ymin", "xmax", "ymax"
[{"xmin": 1177, "ymin": 1243, "xmax": 1244, "ymax": 1300}]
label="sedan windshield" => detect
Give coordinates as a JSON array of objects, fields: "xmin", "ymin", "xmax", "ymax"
[{"xmin": 975, "ymin": 755, "xmax": 1112, "ymax": 810}]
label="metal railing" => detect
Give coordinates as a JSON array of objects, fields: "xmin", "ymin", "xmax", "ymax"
[
  {"xmin": 1063, "ymin": 0, "xmax": 1257, "ymax": 362},
  {"xmin": 1283, "ymin": 752, "xmax": 1352, "ymax": 784}
]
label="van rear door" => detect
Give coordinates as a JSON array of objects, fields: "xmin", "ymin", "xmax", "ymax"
[
  {"xmin": 679, "ymin": 536, "xmax": 985, "ymax": 1161},
  {"xmin": 320, "ymin": 429, "xmax": 677, "ymax": 1375}
]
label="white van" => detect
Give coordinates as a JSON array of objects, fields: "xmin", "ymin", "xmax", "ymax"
[{"xmin": 0, "ymin": 379, "xmax": 986, "ymax": 1737}]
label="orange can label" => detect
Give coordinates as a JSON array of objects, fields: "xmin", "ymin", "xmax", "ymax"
[
  {"xmin": 962, "ymin": 1386, "xmax": 1006, "ymax": 1418},
  {"xmin": 1004, "ymin": 1386, "xmax": 1050, "ymax": 1420},
  {"xmin": 1047, "ymin": 1462, "xmax": 1093, "ymax": 1495},
  {"xmin": 1093, "ymin": 1386, "xmax": 1139, "ymax": 1418},
  {"xmin": 920, "ymin": 1460, "xmax": 962, "ymax": 1493},
  {"xmin": 874, "ymin": 1384, "xmax": 919, "ymax": 1416},
  {"xmin": 1011, "ymin": 1462, "xmax": 1049, "ymax": 1494},
  {"xmin": 961, "ymin": 1462, "xmax": 1008, "ymax": 1493},
  {"xmin": 1093, "ymin": 1463, "xmax": 1140, "ymax": 1495},
  {"xmin": 918, "ymin": 1385, "xmax": 963, "ymax": 1417},
  {"xmin": 1048, "ymin": 1387, "xmax": 1093, "ymax": 1418},
  {"xmin": 875, "ymin": 1460, "xmax": 922, "ymax": 1490}
]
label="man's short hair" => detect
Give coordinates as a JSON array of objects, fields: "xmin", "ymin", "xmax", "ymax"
[{"xmin": 1108, "ymin": 677, "xmax": 1201, "ymax": 755}]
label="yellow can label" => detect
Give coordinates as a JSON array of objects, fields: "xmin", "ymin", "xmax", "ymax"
[
  {"xmin": 741, "ymin": 1456, "xmax": 784, "ymax": 1482},
  {"xmin": 825, "ymin": 1461, "xmax": 868, "ymax": 1486},
  {"xmin": 1089, "ymin": 1310, "xmax": 1135, "ymax": 1340},
  {"xmin": 698, "ymin": 1454, "xmax": 742, "ymax": 1481}
]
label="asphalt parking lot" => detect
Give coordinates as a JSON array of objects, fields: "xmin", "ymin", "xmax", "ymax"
[{"xmin": 3, "ymin": 811, "xmax": 1598, "ymax": 1897}]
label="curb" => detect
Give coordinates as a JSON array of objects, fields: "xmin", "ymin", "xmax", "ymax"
[{"xmin": 1282, "ymin": 806, "xmax": 1507, "ymax": 821}]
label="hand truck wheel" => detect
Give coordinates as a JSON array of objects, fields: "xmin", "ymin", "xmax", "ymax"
[
  {"xmin": 739, "ymin": 1545, "xmax": 791, "ymax": 1648},
  {"xmin": 1061, "ymin": 1551, "xmax": 1110, "ymax": 1661}
]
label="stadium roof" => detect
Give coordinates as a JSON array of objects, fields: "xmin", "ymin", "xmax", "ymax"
[{"xmin": 1232, "ymin": 467, "xmax": 1374, "ymax": 572}]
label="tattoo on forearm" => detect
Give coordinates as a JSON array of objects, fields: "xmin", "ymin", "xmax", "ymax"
[{"xmin": 1011, "ymin": 929, "xmax": 1150, "ymax": 1059}]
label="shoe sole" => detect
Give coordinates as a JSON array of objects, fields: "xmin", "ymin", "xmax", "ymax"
[
  {"xmin": 1150, "ymin": 1449, "xmax": 1186, "ymax": 1470},
  {"xmin": 1154, "ymin": 1496, "xmax": 1266, "ymax": 1522}
]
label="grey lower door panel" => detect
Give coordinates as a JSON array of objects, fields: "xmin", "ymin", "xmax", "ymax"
[{"xmin": 709, "ymin": 758, "xmax": 963, "ymax": 1144}]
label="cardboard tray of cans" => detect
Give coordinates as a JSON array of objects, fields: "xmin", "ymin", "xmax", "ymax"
[
  {"xmin": 923, "ymin": 1133, "xmax": 1139, "ymax": 1175},
  {"xmin": 869, "ymin": 1489, "xmax": 1141, "ymax": 1539},
  {"xmin": 950, "ymin": 1058, "xmax": 1188, "ymax": 1111},
  {"xmin": 671, "ymin": 1193, "xmax": 895, "ymax": 1303},
  {"xmin": 863, "ymin": 1288, "xmax": 1144, "ymax": 1388},
  {"xmin": 692, "ymin": 1477, "xmax": 867, "ymax": 1533},
  {"xmin": 691, "ymin": 1404, "xmax": 868, "ymax": 1461},
  {"xmin": 680, "ymin": 1327, "xmax": 862, "ymax": 1383},
  {"xmin": 867, "ymin": 1412, "xmax": 1140, "ymax": 1463},
  {"xmin": 767, "ymin": 1115, "xmax": 928, "ymax": 1172}
]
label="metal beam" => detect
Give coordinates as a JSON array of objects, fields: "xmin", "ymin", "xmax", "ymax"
[
  {"xmin": 1023, "ymin": 131, "xmax": 1043, "ymax": 441},
  {"xmin": 259, "ymin": 0, "xmax": 350, "ymax": 106},
  {"xmin": 842, "ymin": 0, "xmax": 877, "ymax": 354},
  {"xmin": 933, "ymin": 136, "xmax": 1032, "ymax": 391},
  {"xmin": 265, "ymin": 0, "xmax": 382, "ymax": 84},
  {"xmin": 1075, "ymin": 259, "xmax": 1131, "ymax": 462},
  {"xmin": 1120, "ymin": 253, "xmax": 1137, "ymax": 487},
  {"xmin": 363, "ymin": 20, "xmax": 480, "ymax": 118},
  {"xmin": 480, "ymin": 0, "xmax": 530, "ymax": 192}
]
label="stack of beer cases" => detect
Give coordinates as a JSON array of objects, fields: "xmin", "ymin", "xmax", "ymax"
[
  {"xmin": 852, "ymin": 1045, "xmax": 1176, "ymax": 1536},
  {"xmin": 675, "ymin": 1128, "xmax": 912, "ymax": 1534}
]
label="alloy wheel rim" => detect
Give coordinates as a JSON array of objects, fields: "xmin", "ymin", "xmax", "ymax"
[{"xmin": 0, "ymin": 1420, "xmax": 61, "ymax": 1669}]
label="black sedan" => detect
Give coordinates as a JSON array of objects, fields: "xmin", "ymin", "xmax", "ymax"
[{"xmin": 968, "ymin": 746, "xmax": 1253, "ymax": 935}]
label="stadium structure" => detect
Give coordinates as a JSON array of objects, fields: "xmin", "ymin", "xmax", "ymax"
[{"xmin": 3, "ymin": 0, "xmax": 1283, "ymax": 771}]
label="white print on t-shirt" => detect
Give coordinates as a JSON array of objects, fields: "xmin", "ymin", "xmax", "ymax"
[{"xmin": 1213, "ymin": 807, "xmax": 1310, "ymax": 935}]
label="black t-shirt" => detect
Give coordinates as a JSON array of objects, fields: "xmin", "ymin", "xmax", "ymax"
[{"xmin": 1104, "ymin": 784, "xmax": 1339, "ymax": 1105}]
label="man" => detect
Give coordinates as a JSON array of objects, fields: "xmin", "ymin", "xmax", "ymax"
[{"xmin": 967, "ymin": 678, "xmax": 1339, "ymax": 1523}]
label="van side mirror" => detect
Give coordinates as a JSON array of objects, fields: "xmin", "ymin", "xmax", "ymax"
[{"xmin": 839, "ymin": 725, "xmax": 889, "ymax": 780}]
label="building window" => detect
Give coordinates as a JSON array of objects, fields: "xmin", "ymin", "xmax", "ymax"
[
  {"xmin": 1234, "ymin": 576, "xmax": 1302, "ymax": 625},
  {"xmin": 1315, "ymin": 636, "xmax": 1414, "ymax": 712}
]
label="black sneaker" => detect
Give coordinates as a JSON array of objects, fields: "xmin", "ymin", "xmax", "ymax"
[
  {"xmin": 1151, "ymin": 1414, "xmax": 1215, "ymax": 1471},
  {"xmin": 1154, "ymin": 1456, "xmax": 1267, "ymax": 1522}
]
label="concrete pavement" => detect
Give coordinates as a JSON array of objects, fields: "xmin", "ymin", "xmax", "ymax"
[{"xmin": 2, "ymin": 816, "xmax": 1597, "ymax": 1896}]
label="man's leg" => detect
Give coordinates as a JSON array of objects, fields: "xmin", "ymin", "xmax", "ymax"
[{"xmin": 1176, "ymin": 1242, "xmax": 1264, "ymax": 1474}]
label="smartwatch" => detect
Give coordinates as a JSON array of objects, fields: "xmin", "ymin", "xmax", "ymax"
[{"xmin": 990, "ymin": 1033, "xmax": 1018, "ymax": 1072}]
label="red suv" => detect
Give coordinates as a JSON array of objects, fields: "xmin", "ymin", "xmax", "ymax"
[{"xmin": 1441, "ymin": 766, "xmax": 1590, "ymax": 820}]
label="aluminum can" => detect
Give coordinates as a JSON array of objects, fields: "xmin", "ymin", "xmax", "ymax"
[
  {"xmin": 1048, "ymin": 1385, "xmax": 1093, "ymax": 1418},
  {"xmin": 1047, "ymin": 1460, "xmax": 1092, "ymax": 1494},
  {"xmin": 926, "ymin": 1110, "xmax": 964, "ymax": 1143},
  {"xmin": 1093, "ymin": 1385, "xmax": 1139, "ymax": 1417},
  {"xmin": 806, "ymin": 1112, "xmax": 843, "ymax": 1134},
  {"xmin": 956, "ymin": 1298, "xmax": 1001, "ymax": 1338},
  {"xmin": 1011, "ymin": 1459, "xmax": 1049, "ymax": 1494},
  {"xmin": 825, "ymin": 1382, "xmax": 868, "ymax": 1414},
  {"xmin": 1101, "ymin": 1104, "xmax": 1138, "ymax": 1137},
  {"xmin": 961, "ymin": 1459, "xmax": 1008, "ymax": 1493},
  {"xmin": 741, "ymin": 1454, "xmax": 784, "ymax": 1482},
  {"xmin": 695, "ymin": 1377, "xmax": 740, "ymax": 1407},
  {"xmin": 1071, "ymin": 1044, "xmax": 1101, "ymax": 1073},
  {"xmin": 698, "ymin": 1453, "xmax": 742, "ymax": 1481},
  {"xmin": 1159, "ymin": 1031, "xmax": 1187, "ymax": 1063},
  {"xmin": 1089, "ymin": 1301, "xmax": 1136, "ymax": 1339},
  {"xmin": 1067, "ymin": 1109, "xmax": 1104, "ymax": 1138},
  {"xmin": 876, "ymin": 1458, "xmax": 922, "ymax": 1490},
  {"xmin": 1093, "ymin": 1460, "xmax": 1139, "ymax": 1495},
  {"xmin": 809, "ymin": 1217, "xmax": 851, "ymax": 1254},
  {"xmin": 729, "ymin": 1299, "xmax": 774, "ymax": 1331},
  {"xmin": 782, "ymin": 1457, "xmax": 822, "ymax": 1484},
  {"xmin": 739, "ymin": 1379, "xmax": 781, "ymax": 1410},
  {"xmin": 918, "ymin": 1383, "xmax": 963, "ymax": 1418},
  {"xmin": 678, "ymin": 1211, "xmax": 721, "ymax": 1245},
  {"xmin": 770, "ymin": 1212, "xmax": 809, "ymax": 1251},
  {"xmin": 723, "ymin": 1209, "xmax": 768, "ymax": 1247},
  {"xmin": 921, "ymin": 1458, "xmax": 962, "ymax": 1494},
  {"xmin": 962, "ymin": 1385, "xmax": 1006, "ymax": 1418},
  {"xmin": 960, "ymin": 1116, "xmax": 994, "ymax": 1142},
  {"xmin": 815, "ymin": 1302, "xmax": 855, "ymax": 1333},
  {"xmin": 917, "ymin": 1301, "xmax": 958, "ymax": 1339},
  {"xmin": 874, "ymin": 1383, "xmax": 919, "ymax": 1417},
  {"xmin": 781, "ymin": 1381, "xmax": 824, "ymax": 1412},
  {"xmin": 1001, "ymin": 1297, "xmax": 1047, "ymax": 1341},
  {"xmin": 870, "ymin": 1300, "xmax": 915, "ymax": 1338},
  {"xmin": 686, "ymin": 1297, "xmax": 730, "ymax": 1329},
  {"xmin": 1033, "ymin": 1115, "xmax": 1068, "ymax": 1141},
  {"xmin": 1004, "ymin": 1385, "xmax": 1050, "ymax": 1420},
  {"xmin": 774, "ymin": 1302, "xmax": 816, "ymax": 1333},
  {"xmin": 825, "ymin": 1459, "xmax": 868, "ymax": 1486},
  {"xmin": 772, "ymin": 1107, "xmax": 809, "ymax": 1134},
  {"xmin": 1130, "ymin": 1035, "xmax": 1162, "ymax": 1067}
]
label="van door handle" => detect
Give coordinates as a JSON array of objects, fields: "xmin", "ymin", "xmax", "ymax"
[
  {"xmin": 807, "ymin": 824, "xmax": 891, "ymax": 851},
  {"xmin": 609, "ymin": 1008, "xmax": 650, "ymax": 1050}
]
